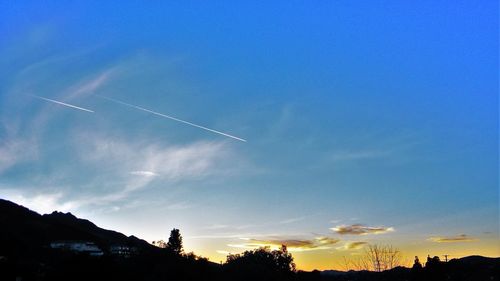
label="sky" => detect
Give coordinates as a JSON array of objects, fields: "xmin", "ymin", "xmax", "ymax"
[{"xmin": 0, "ymin": 1, "xmax": 498, "ymax": 270}]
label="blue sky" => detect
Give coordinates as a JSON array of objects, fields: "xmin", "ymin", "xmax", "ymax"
[{"xmin": 0, "ymin": 1, "xmax": 498, "ymax": 269}]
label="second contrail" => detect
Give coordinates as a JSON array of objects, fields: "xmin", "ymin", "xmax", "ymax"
[{"xmin": 96, "ymin": 95, "xmax": 246, "ymax": 142}]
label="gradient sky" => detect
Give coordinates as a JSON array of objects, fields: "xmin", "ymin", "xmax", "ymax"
[{"xmin": 0, "ymin": 1, "xmax": 498, "ymax": 270}]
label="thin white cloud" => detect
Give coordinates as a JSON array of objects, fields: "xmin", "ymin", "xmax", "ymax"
[
  {"xmin": 0, "ymin": 138, "xmax": 35, "ymax": 174},
  {"xmin": 73, "ymin": 134, "xmax": 236, "ymax": 203},
  {"xmin": 2, "ymin": 66, "xmax": 109, "ymax": 150},
  {"xmin": 130, "ymin": 170, "xmax": 158, "ymax": 177},
  {"xmin": 66, "ymin": 68, "xmax": 115, "ymax": 99},
  {"xmin": 0, "ymin": 135, "xmax": 236, "ymax": 214},
  {"xmin": 0, "ymin": 124, "xmax": 38, "ymax": 175},
  {"xmin": 79, "ymin": 135, "xmax": 230, "ymax": 181},
  {"xmin": 279, "ymin": 216, "xmax": 306, "ymax": 224},
  {"xmin": 18, "ymin": 46, "xmax": 104, "ymax": 77},
  {"xmin": 1, "ymin": 49, "xmax": 250, "ymax": 218},
  {"xmin": 327, "ymin": 131, "xmax": 423, "ymax": 164},
  {"xmin": 204, "ymin": 224, "xmax": 230, "ymax": 230}
]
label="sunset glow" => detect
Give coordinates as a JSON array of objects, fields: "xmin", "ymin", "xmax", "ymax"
[{"xmin": 0, "ymin": 1, "xmax": 498, "ymax": 272}]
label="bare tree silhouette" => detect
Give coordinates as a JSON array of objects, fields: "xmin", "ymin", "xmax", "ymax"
[{"xmin": 342, "ymin": 244, "xmax": 403, "ymax": 272}]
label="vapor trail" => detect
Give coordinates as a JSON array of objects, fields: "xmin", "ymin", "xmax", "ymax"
[
  {"xmin": 31, "ymin": 95, "xmax": 94, "ymax": 113},
  {"xmin": 97, "ymin": 95, "xmax": 246, "ymax": 142}
]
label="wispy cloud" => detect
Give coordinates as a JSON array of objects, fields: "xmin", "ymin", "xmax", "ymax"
[
  {"xmin": 66, "ymin": 68, "xmax": 115, "ymax": 100},
  {"xmin": 279, "ymin": 216, "xmax": 306, "ymax": 224},
  {"xmin": 428, "ymin": 234, "xmax": 477, "ymax": 243},
  {"xmin": 79, "ymin": 135, "xmax": 230, "ymax": 180},
  {"xmin": 331, "ymin": 224, "xmax": 394, "ymax": 235},
  {"xmin": 0, "ymin": 134, "xmax": 239, "ymax": 215},
  {"xmin": 0, "ymin": 48, "xmax": 248, "ymax": 216},
  {"xmin": 336, "ymin": 241, "xmax": 368, "ymax": 250},
  {"xmin": 0, "ymin": 65, "xmax": 114, "ymax": 167},
  {"xmin": 326, "ymin": 131, "xmax": 423, "ymax": 165},
  {"xmin": 130, "ymin": 170, "xmax": 158, "ymax": 177},
  {"xmin": 0, "ymin": 123, "xmax": 38, "ymax": 175},
  {"xmin": 204, "ymin": 224, "xmax": 230, "ymax": 230},
  {"xmin": 167, "ymin": 201, "xmax": 193, "ymax": 210},
  {"xmin": 316, "ymin": 236, "xmax": 341, "ymax": 245},
  {"xmin": 228, "ymin": 236, "xmax": 340, "ymax": 252},
  {"xmin": 72, "ymin": 134, "xmax": 237, "ymax": 205}
]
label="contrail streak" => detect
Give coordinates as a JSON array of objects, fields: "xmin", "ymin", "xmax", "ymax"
[
  {"xmin": 97, "ymin": 95, "xmax": 247, "ymax": 142},
  {"xmin": 31, "ymin": 95, "xmax": 94, "ymax": 113}
]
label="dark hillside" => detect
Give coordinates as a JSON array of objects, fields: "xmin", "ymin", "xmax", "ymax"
[
  {"xmin": 0, "ymin": 199, "xmax": 153, "ymax": 257},
  {"xmin": 0, "ymin": 199, "xmax": 498, "ymax": 281}
]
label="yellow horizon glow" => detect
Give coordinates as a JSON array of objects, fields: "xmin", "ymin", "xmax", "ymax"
[{"xmin": 188, "ymin": 237, "xmax": 500, "ymax": 271}]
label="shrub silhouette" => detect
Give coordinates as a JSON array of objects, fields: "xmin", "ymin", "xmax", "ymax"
[{"xmin": 412, "ymin": 256, "xmax": 422, "ymax": 270}]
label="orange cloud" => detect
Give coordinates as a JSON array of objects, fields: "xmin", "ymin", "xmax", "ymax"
[
  {"xmin": 336, "ymin": 241, "xmax": 368, "ymax": 251},
  {"xmin": 228, "ymin": 236, "xmax": 340, "ymax": 252},
  {"xmin": 331, "ymin": 224, "xmax": 394, "ymax": 235},
  {"xmin": 429, "ymin": 234, "xmax": 477, "ymax": 243},
  {"xmin": 346, "ymin": 241, "xmax": 368, "ymax": 249},
  {"xmin": 316, "ymin": 237, "xmax": 340, "ymax": 245}
]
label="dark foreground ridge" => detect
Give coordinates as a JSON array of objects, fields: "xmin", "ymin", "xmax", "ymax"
[{"xmin": 0, "ymin": 198, "xmax": 498, "ymax": 281}]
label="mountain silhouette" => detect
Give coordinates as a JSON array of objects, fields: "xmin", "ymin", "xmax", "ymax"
[
  {"xmin": 0, "ymin": 199, "xmax": 222, "ymax": 281},
  {"xmin": 0, "ymin": 199, "xmax": 153, "ymax": 259}
]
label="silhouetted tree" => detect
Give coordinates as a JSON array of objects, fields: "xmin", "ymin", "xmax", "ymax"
[
  {"xmin": 276, "ymin": 245, "xmax": 296, "ymax": 272},
  {"xmin": 410, "ymin": 255, "xmax": 424, "ymax": 281},
  {"xmin": 184, "ymin": 251, "xmax": 209, "ymax": 263},
  {"xmin": 224, "ymin": 245, "xmax": 296, "ymax": 280},
  {"xmin": 425, "ymin": 255, "xmax": 441, "ymax": 268},
  {"xmin": 412, "ymin": 256, "xmax": 422, "ymax": 270},
  {"xmin": 342, "ymin": 244, "xmax": 403, "ymax": 272},
  {"xmin": 424, "ymin": 255, "xmax": 446, "ymax": 281},
  {"xmin": 166, "ymin": 228, "xmax": 183, "ymax": 255}
]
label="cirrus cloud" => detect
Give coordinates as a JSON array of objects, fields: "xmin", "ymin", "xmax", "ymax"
[{"xmin": 76, "ymin": 134, "xmax": 233, "ymax": 187}]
